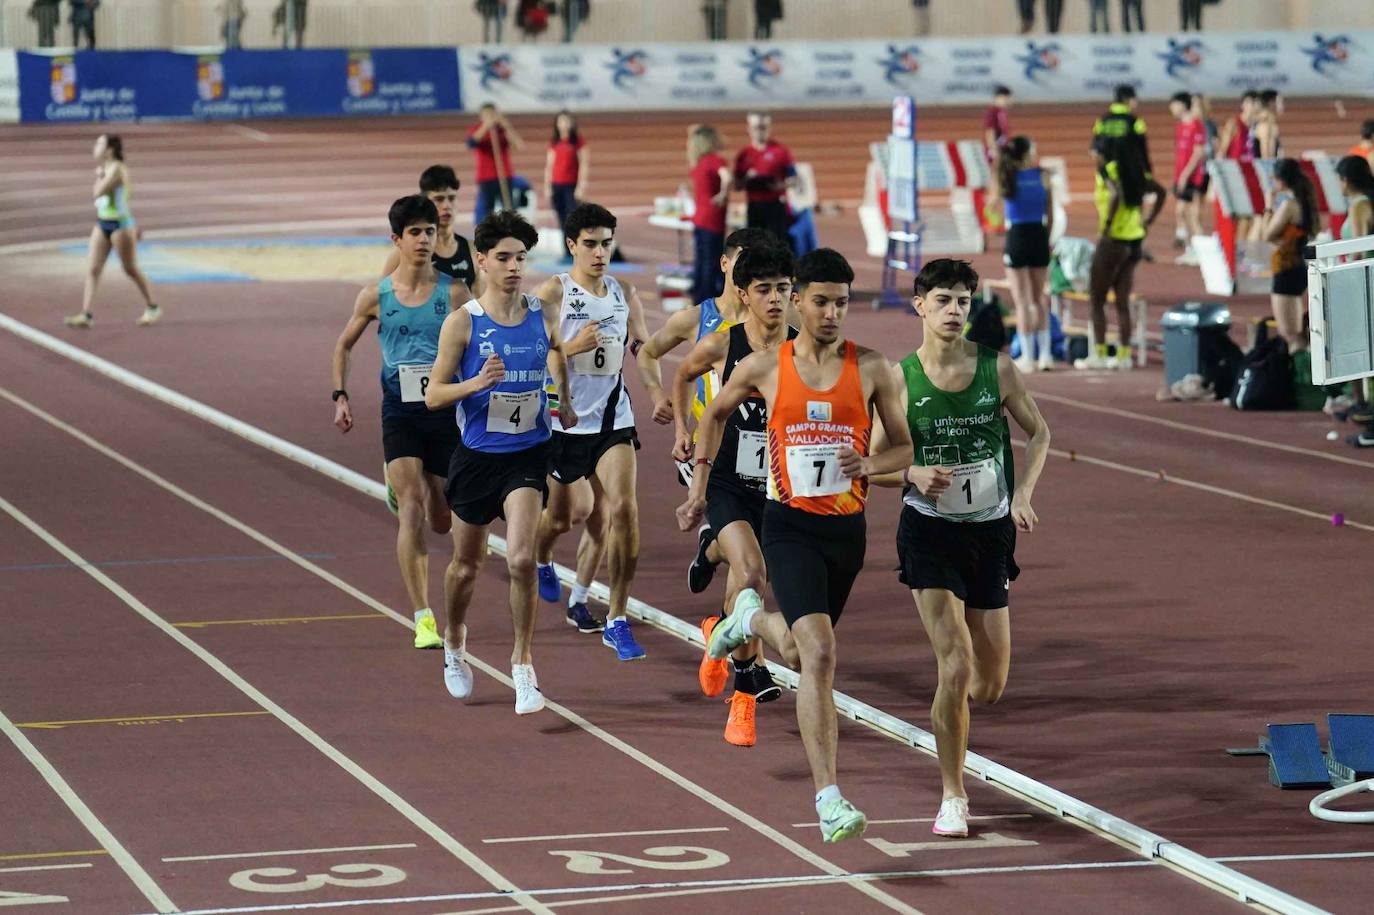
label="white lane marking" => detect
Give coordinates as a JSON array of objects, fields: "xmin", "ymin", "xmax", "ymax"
[
  {"xmin": 0, "ymin": 708, "xmax": 177, "ymax": 913},
  {"xmin": 484, "ymin": 828, "xmax": 728, "ymax": 845},
  {"xmin": 790, "ymin": 814, "xmax": 1033, "ymax": 828},
  {"xmin": 1215, "ymin": 850, "xmax": 1374, "ymax": 863},
  {"xmin": 0, "ymin": 492, "xmax": 551, "ymax": 915},
  {"xmin": 0, "ymin": 862, "xmax": 93, "ymax": 874},
  {"xmin": 226, "ymin": 124, "xmax": 271, "ymax": 143},
  {"xmin": 0, "ymin": 319, "xmax": 1327, "ymax": 915},
  {"xmin": 0, "ymin": 389, "xmax": 919, "ymax": 915},
  {"xmin": 1034, "ymin": 391, "xmax": 1374, "ymax": 471},
  {"xmin": 162, "ymin": 844, "xmax": 417, "ymax": 863}
]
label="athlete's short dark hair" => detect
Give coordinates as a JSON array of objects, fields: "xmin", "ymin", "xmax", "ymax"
[
  {"xmin": 795, "ymin": 248, "xmax": 854, "ymax": 291},
  {"xmin": 419, "ymin": 164, "xmax": 460, "ymax": 193},
  {"xmin": 1241, "ymin": 89, "xmax": 1261, "ymax": 103},
  {"xmin": 993, "ymin": 84, "xmax": 1012, "ymax": 98},
  {"xmin": 1114, "ymin": 84, "xmax": 1136, "ymax": 103},
  {"xmin": 1170, "ymin": 91, "xmax": 1192, "ymax": 108},
  {"xmin": 1259, "ymin": 88, "xmax": 1281, "ymax": 106},
  {"xmin": 473, "ymin": 209, "xmax": 539, "ymax": 253},
  {"xmin": 1362, "ymin": 119, "xmax": 1374, "ymax": 142},
  {"xmin": 388, "ymin": 195, "xmax": 439, "ymax": 236},
  {"xmin": 723, "ymin": 227, "xmax": 772, "ymax": 257},
  {"xmin": 731, "ymin": 239, "xmax": 795, "ymax": 291},
  {"xmin": 914, "ymin": 258, "xmax": 979, "ymax": 296},
  {"xmin": 563, "ymin": 202, "xmax": 617, "ymax": 242}
]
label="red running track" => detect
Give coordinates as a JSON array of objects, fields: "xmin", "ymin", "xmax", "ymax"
[{"xmin": 3, "ymin": 101, "xmax": 1374, "ymax": 914}]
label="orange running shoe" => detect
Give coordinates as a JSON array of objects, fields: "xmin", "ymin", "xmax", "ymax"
[
  {"xmin": 698, "ymin": 616, "xmax": 729, "ymax": 697},
  {"xmin": 723, "ymin": 691, "xmax": 757, "ymax": 747}
]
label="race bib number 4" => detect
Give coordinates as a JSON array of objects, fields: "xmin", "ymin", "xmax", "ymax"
[
  {"xmin": 398, "ymin": 363, "xmax": 433, "ymax": 403},
  {"xmin": 486, "ymin": 389, "xmax": 541, "ymax": 434},
  {"xmin": 785, "ymin": 444, "xmax": 848, "ymax": 497},
  {"xmin": 935, "ymin": 459, "xmax": 999, "ymax": 516},
  {"xmin": 570, "ymin": 332, "xmax": 624, "ymax": 376},
  {"xmin": 734, "ymin": 430, "xmax": 767, "ymax": 479}
]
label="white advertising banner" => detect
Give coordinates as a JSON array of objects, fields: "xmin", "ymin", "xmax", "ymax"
[
  {"xmin": 459, "ymin": 31, "xmax": 1374, "ymax": 113},
  {"xmin": 0, "ymin": 51, "xmax": 19, "ymax": 124}
]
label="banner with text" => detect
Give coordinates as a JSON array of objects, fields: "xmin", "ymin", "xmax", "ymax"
[
  {"xmin": 15, "ymin": 47, "xmax": 462, "ymax": 123},
  {"xmin": 0, "ymin": 51, "xmax": 19, "ymax": 123},
  {"xmin": 459, "ymin": 31, "xmax": 1374, "ymax": 113}
]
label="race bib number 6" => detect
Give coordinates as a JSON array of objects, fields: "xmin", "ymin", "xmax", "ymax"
[
  {"xmin": 785, "ymin": 444, "xmax": 848, "ymax": 497},
  {"xmin": 398, "ymin": 363, "xmax": 433, "ymax": 403},
  {"xmin": 571, "ymin": 332, "xmax": 624, "ymax": 377},
  {"xmin": 486, "ymin": 389, "xmax": 541, "ymax": 434}
]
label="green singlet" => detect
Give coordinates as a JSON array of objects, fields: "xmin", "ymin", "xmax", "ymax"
[{"xmin": 899, "ymin": 344, "xmax": 1010, "ymax": 523}]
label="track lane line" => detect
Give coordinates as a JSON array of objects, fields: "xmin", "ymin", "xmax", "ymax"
[
  {"xmin": 162, "ymin": 844, "xmax": 417, "ymax": 863},
  {"xmin": 0, "ymin": 707, "xmax": 178, "ymax": 913},
  {"xmin": 0, "ymin": 492, "xmax": 553, "ymax": 915}
]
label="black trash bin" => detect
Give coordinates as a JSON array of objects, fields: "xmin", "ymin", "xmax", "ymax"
[{"xmin": 1162, "ymin": 301, "xmax": 1232, "ymax": 387}]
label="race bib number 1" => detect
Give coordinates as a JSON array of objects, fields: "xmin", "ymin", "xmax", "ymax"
[
  {"xmin": 486, "ymin": 389, "xmax": 541, "ymax": 434},
  {"xmin": 785, "ymin": 444, "xmax": 847, "ymax": 497},
  {"xmin": 398, "ymin": 363, "xmax": 433, "ymax": 403},
  {"xmin": 935, "ymin": 459, "xmax": 999, "ymax": 516},
  {"xmin": 734, "ymin": 429, "xmax": 767, "ymax": 479}
]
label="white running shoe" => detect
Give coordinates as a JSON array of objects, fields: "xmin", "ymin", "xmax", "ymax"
[
  {"xmin": 932, "ymin": 796, "xmax": 970, "ymax": 837},
  {"xmin": 1014, "ymin": 355, "xmax": 1036, "ymax": 374},
  {"xmin": 443, "ymin": 647, "xmax": 473, "ymax": 699},
  {"xmin": 512, "ymin": 663, "xmax": 544, "ymax": 715},
  {"xmin": 1112, "ymin": 354, "xmax": 1135, "ymax": 371},
  {"xmin": 1036, "ymin": 351, "xmax": 1055, "ymax": 372},
  {"xmin": 1073, "ymin": 354, "xmax": 1112, "ymax": 370},
  {"xmin": 135, "ymin": 304, "xmax": 162, "ymax": 327}
]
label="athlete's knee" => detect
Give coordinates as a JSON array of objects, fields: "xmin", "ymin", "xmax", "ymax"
[
  {"xmin": 396, "ymin": 495, "xmax": 426, "ymax": 530},
  {"xmin": 970, "ymin": 675, "xmax": 1007, "ymax": 704},
  {"xmin": 799, "ymin": 634, "xmax": 836, "ymax": 674},
  {"xmin": 736, "ymin": 559, "xmax": 766, "ymax": 595},
  {"xmin": 505, "ymin": 548, "xmax": 537, "ymax": 582},
  {"xmin": 447, "ymin": 555, "xmax": 480, "ymax": 587},
  {"xmin": 607, "ymin": 495, "xmax": 637, "ymax": 533},
  {"xmin": 937, "ymin": 645, "xmax": 975, "ymax": 692}
]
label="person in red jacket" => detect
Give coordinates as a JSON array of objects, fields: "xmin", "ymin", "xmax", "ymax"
[
  {"xmin": 733, "ymin": 111, "xmax": 796, "ymax": 244},
  {"xmin": 467, "ymin": 103, "xmax": 525, "ymax": 223}
]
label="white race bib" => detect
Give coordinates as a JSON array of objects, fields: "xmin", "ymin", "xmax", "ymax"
[
  {"xmin": 785, "ymin": 443, "xmax": 848, "ymax": 497},
  {"xmin": 570, "ymin": 331, "xmax": 624, "ymax": 376},
  {"xmin": 935, "ymin": 459, "xmax": 998, "ymax": 516},
  {"xmin": 734, "ymin": 430, "xmax": 767, "ymax": 479},
  {"xmin": 397, "ymin": 363, "xmax": 433, "ymax": 403},
  {"xmin": 486, "ymin": 389, "xmax": 541, "ymax": 434}
]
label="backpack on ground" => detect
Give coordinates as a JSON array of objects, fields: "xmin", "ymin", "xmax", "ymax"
[
  {"xmin": 1230, "ymin": 336, "xmax": 1294, "ymax": 411},
  {"xmin": 1198, "ymin": 329, "xmax": 1244, "ymax": 401}
]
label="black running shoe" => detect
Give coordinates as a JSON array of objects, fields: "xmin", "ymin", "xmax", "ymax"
[
  {"xmin": 687, "ymin": 525, "xmax": 718, "ymax": 594},
  {"xmin": 738, "ymin": 662, "xmax": 782, "ymax": 704},
  {"xmin": 566, "ymin": 601, "xmax": 605, "ymax": 633}
]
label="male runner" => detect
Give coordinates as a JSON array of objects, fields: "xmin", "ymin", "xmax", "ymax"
[
  {"xmin": 672, "ymin": 240, "xmax": 795, "ymax": 746},
  {"xmin": 332, "ymin": 195, "xmax": 457, "ymax": 650},
  {"xmin": 871, "ymin": 258, "xmax": 1050, "ymax": 838},
  {"xmin": 532, "ymin": 203, "xmax": 658, "ymax": 660},
  {"xmin": 424, "ymin": 210, "xmax": 577, "ymax": 714},
  {"xmin": 677, "ymin": 248, "xmax": 913, "ymax": 842}
]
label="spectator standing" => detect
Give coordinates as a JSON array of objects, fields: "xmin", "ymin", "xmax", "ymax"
[
  {"xmin": 1088, "ymin": 0, "xmax": 1109, "ymax": 33},
  {"xmin": 1179, "ymin": 0, "xmax": 1203, "ymax": 31},
  {"xmin": 754, "ymin": 0, "xmax": 782, "ymax": 38},
  {"xmin": 544, "ymin": 110, "xmax": 588, "ymax": 237},
  {"xmin": 1349, "ymin": 120, "xmax": 1374, "ymax": 169},
  {"xmin": 28, "ymin": 0, "xmax": 60, "ymax": 47},
  {"xmin": 687, "ymin": 125, "xmax": 731, "ymax": 304},
  {"xmin": 1263, "ymin": 159, "xmax": 1316, "ymax": 353},
  {"xmin": 733, "ymin": 111, "xmax": 796, "ymax": 244},
  {"xmin": 997, "ymin": 136, "xmax": 1056, "ymax": 373},
  {"xmin": 1169, "ymin": 91, "xmax": 1208, "ymax": 264},
  {"xmin": 515, "ymin": 0, "xmax": 550, "ymax": 40},
  {"xmin": 477, "ymin": 0, "xmax": 507, "ymax": 43},
  {"xmin": 220, "ymin": 0, "xmax": 246, "ymax": 49},
  {"xmin": 1092, "ymin": 84, "xmax": 1151, "ymax": 176},
  {"xmin": 1120, "ymin": 0, "xmax": 1143, "ymax": 31},
  {"xmin": 1045, "ymin": 0, "xmax": 1064, "ymax": 32},
  {"xmin": 1015, "ymin": 0, "xmax": 1034, "ymax": 34},
  {"xmin": 560, "ymin": 0, "xmax": 588, "ymax": 42},
  {"xmin": 983, "ymin": 85, "xmax": 1013, "ymax": 164},
  {"xmin": 703, "ymin": 0, "xmax": 728, "ymax": 40},
  {"xmin": 69, "ymin": 0, "xmax": 97, "ymax": 49},
  {"xmin": 468, "ymin": 103, "xmax": 525, "ymax": 222},
  {"xmin": 274, "ymin": 0, "xmax": 306, "ymax": 49}
]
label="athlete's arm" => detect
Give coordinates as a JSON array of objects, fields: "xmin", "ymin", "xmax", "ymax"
[
  {"xmin": 1214, "ymin": 118, "xmax": 1235, "ymax": 160},
  {"xmin": 535, "ymin": 276, "xmax": 599, "ymax": 356},
  {"xmin": 1178, "ymin": 140, "xmax": 1207, "ymax": 191},
  {"xmin": 1263, "ymin": 198, "xmax": 1298, "ymax": 243},
  {"xmin": 92, "ymin": 162, "xmax": 122, "ymax": 199},
  {"xmin": 330, "ymin": 284, "xmax": 380, "ymax": 434},
  {"xmin": 425, "ymin": 308, "xmax": 498, "ymax": 409},
  {"xmin": 1099, "ymin": 179, "xmax": 1121, "ymax": 240},
  {"xmin": 713, "ymin": 165, "xmax": 731, "ymax": 208},
  {"xmin": 670, "ymin": 330, "xmax": 729, "ymax": 460},
  {"xmin": 1142, "ymin": 177, "xmax": 1167, "ymax": 230},
  {"xmin": 541, "ymin": 301, "xmax": 579, "ymax": 430},
  {"xmin": 675, "ymin": 350, "xmax": 772, "ymax": 532},
  {"xmin": 640, "ymin": 305, "xmax": 700, "ymax": 425},
  {"xmin": 622, "ymin": 281, "xmax": 662, "ymax": 423},
  {"xmin": 869, "ymin": 361, "xmax": 953, "ymax": 496},
  {"xmin": 1042, "ymin": 170, "xmax": 1054, "ymax": 226},
  {"xmin": 542, "ymin": 147, "xmax": 554, "ymax": 202},
  {"xmin": 842, "ymin": 349, "xmax": 913, "ymax": 480},
  {"xmin": 998, "ymin": 353, "xmax": 1050, "ymax": 532},
  {"xmin": 575, "ymin": 146, "xmax": 590, "ymax": 199}
]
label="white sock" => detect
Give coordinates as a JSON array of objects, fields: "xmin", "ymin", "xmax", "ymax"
[
  {"xmin": 1015, "ymin": 331, "xmax": 1032, "ymax": 359},
  {"xmin": 606, "ymin": 615, "xmax": 626, "ymax": 627},
  {"xmin": 414, "ymin": 607, "xmax": 432, "ymax": 622},
  {"xmin": 569, "ymin": 582, "xmax": 590, "ymax": 606},
  {"xmin": 738, "ymin": 602, "xmax": 759, "ymax": 637},
  {"xmin": 1036, "ymin": 327, "xmax": 1051, "ymax": 357},
  {"xmin": 815, "ymin": 784, "xmax": 841, "ymax": 810}
]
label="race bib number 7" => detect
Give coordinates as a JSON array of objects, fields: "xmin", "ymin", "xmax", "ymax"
[
  {"xmin": 486, "ymin": 389, "xmax": 541, "ymax": 435},
  {"xmin": 398, "ymin": 363, "xmax": 433, "ymax": 403},
  {"xmin": 785, "ymin": 444, "xmax": 848, "ymax": 497},
  {"xmin": 935, "ymin": 459, "xmax": 999, "ymax": 516}
]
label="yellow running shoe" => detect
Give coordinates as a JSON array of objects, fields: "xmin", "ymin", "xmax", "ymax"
[{"xmin": 413, "ymin": 609, "xmax": 442, "ymax": 649}]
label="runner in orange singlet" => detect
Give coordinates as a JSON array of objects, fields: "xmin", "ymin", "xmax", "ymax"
[{"xmin": 676, "ymin": 248, "xmax": 912, "ymax": 843}]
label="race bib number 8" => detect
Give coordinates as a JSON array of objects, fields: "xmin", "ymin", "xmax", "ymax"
[
  {"xmin": 785, "ymin": 444, "xmax": 847, "ymax": 497},
  {"xmin": 935, "ymin": 458, "xmax": 999, "ymax": 516},
  {"xmin": 398, "ymin": 363, "xmax": 433, "ymax": 403},
  {"xmin": 570, "ymin": 333, "xmax": 624, "ymax": 377},
  {"xmin": 735, "ymin": 430, "xmax": 767, "ymax": 479},
  {"xmin": 487, "ymin": 389, "xmax": 541, "ymax": 434}
]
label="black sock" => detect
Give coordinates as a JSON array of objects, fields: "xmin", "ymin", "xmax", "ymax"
[{"xmin": 732, "ymin": 654, "xmax": 756, "ymax": 673}]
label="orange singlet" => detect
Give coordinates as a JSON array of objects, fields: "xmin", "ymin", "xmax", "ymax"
[{"xmin": 766, "ymin": 339, "xmax": 872, "ymax": 516}]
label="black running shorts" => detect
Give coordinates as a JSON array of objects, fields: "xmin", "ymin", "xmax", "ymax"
[
  {"xmin": 762, "ymin": 501, "xmax": 866, "ymax": 628},
  {"xmin": 706, "ymin": 477, "xmax": 765, "ymax": 540},
  {"xmin": 896, "ymin": 506, "xmax": 1019, "ymax": 610},
  {"xmin": 445, "ymin": 439, "xmax": 551, "ymax": 526},
  {"xmin": 548, "ymin": 427, "xmax": 639, "ymax": 485},
  {"xmin": 382, "ymin": 410, "xmax": 461, "ymax": 478}
]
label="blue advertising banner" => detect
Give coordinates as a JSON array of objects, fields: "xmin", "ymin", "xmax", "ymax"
[{"xmin": 16, "ymin": 47, "xmax": 462, "ymax": 123}]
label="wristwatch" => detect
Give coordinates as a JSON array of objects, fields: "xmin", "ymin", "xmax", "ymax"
[{"xmin": 331, "ymin": 389, "xmax": 348, "ymax": 402}]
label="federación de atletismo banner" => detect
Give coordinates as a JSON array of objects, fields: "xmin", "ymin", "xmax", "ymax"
[{"xmin": 461, "ymin": 31, "xmax": 1374, "ymax": 113}]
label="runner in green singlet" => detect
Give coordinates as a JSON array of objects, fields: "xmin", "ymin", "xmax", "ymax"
[{"xmin": 870, "ymin": 258, "xmax": 1051, "ymax": 839}]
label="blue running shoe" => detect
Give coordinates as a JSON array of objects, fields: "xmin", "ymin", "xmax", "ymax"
[
  {"xmin": 537, "ymin": 563, "xmax": 561, "ymax": 603},
  {"xmin": 602, "ymin": 618, "xmax": 646, "ymax": 661}
]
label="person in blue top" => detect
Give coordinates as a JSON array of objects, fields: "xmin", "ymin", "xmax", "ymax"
[
  {"xmin": 332, "ymin": 195, "xmax": 460, "ymax": 653},
  {"xmin": 996, "ymin": 136, "xmax": 1055, "ymax": 373},
  {"xmin": 425, "ymin": 210, "xmax": 578, "ymax": 716}
]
